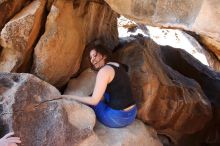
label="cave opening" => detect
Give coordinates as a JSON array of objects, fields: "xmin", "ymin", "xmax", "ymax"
[
  {"xmin": 117, "ymin": 15, "xmax": 220, "ymax": 106},
  {"xmin": 160, "ymin": 45, "xmax": 220, "ymax": 107}
]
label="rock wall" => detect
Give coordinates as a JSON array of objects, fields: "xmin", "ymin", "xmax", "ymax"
[
  {"xmin": 0, "ymin": 0, "xmax": 46, "ymax": 72},
  {"xmin": 105, "ymin": 0, "xmax": 220, "ymax": 60},
  {"xmin": 0, "ymin": 0, "xmax": 30, "ymax": 29},
  {"xmin": 113, "ymin": 36, "xmax": 220, "ymax": 145},
  {"xmin": 0, "ymin": 0, "xmax": 220, "ymax": 146},
  {"xmin": 0, "ymin": 0, "xmax": 118, "ymax": 88}
]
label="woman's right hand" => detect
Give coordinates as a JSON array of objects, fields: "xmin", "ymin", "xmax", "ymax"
[{"xmin": 0, "ymin": 132, "xmax": 21, "ymax": 146}]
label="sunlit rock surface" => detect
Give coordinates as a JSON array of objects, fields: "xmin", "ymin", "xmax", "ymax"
[
  {"xmin": 0, "ymin": 0, "xmax": 219, "ymax": 145},
  {"xmin": 117, "ymin": 16, "xmax": 220, "ymax": 72},
  {"xmin": 0, "ymin": 0, "xmax": 30, "ymax": 29},
  {"xmin": 63, "ymin": 68, "xmax": 163, "ymax": 146},
  {"xmin": 0, "ymin": 72, "xmax": 98, "ymax": 146},
  {"xmin": 114, "ymin": 37, "xmax": 215, "ymax": 144},
  {"xmin": 32, "ymin": 0, "xmax": 118, "ymax": 88},
  {"xmin": 106, "ymin": 0, "xmax": 220, "ymax": 61},
  {"xmin": 64, "ymin": 68, "xmax": 96, "ymax": 96},
  {"xmin": 0, "ymin": 0, "xmax": 46, "ymax": 72},
  {"xmin": 95, "ymin": 120, "xmax": 163, "ymax": 146}
]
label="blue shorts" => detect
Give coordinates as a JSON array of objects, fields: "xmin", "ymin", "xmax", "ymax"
[{"xmin": 92, "ymin": 93, "xmax": 137, "ymax": 128}]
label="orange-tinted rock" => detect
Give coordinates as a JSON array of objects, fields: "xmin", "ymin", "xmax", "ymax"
[
  {"xmin": 32, "ymin": 0, "xmax": 86, "ymax": 88},
  {"xmin": 0, "ymin": 0, "xmax": 30, "ymax": 29},
  {"xmin": 95, "ymin": 120, "xmax": 163, "ymax": 146},
  {"xmin": 114, "ymin": 37, "xmax": 212, "ymax": 143},
  {"xmin": 32, "ymin": 0, "xmax": 118, "ymax": 88},
  {"xmin": 105, "ymin": 0, "xmax": 220, "ymax": 61},
  {"xmin": 0, "ymin": 72, "xmax": 96, "ymax": 146},
  {"xmin": 84, "ymin": 1, "xmax": 119, "ymax": 49},
  {"xmin": 64, "ymin": 68, "xmax": 96, "ymax": 96},
  {"xmin": 199, "ymin": 35, "xmax": 220, "ymax": 61},
  {"xmin": 0, "ymin": 0, "xmax": 46, "ymax": 72}
]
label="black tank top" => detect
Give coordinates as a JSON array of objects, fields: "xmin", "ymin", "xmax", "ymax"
[{"xmin": 105, "ymin": 63, "xmax": 135, "ymax": 110}]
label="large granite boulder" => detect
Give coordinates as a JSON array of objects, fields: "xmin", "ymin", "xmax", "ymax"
[
  {"xmin": 32, "ymin": 0, "xmax": 118, "ymax": 88},
  {"xmin": 114, "ymin": 37, "xmax": 213, "ymax": 144},
  {"xmin": 0, "ymin": 0, "xmax": 30, "ymax": 29},
  {"xmin": 0, "ymin": 73, "xmax": 97, "ymax": 146},
  {"xmin": 64, "ymin": 68, "xmax": 96, "ymax": 96},
  {"xmin": 0, "ymin": 0, "xmax": 46, "ymax": 72},
  {"xmin": 105, "ymin": 0, "xmax": 220, "ymax": 60},
  {"xmin": 95, "ymin": 120, "xmax": 162, "ymax": 146},
  {"xmin": 32, "ymin": 0, "xmax": 86, "ymax": 88},
  {"xmin": 63, "ymin": 67, "xmax": 163, "ymax": 146}
]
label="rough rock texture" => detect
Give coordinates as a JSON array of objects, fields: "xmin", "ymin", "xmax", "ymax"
[
  {"xmin": 61, "ymin": 100, "xmax": 96, "ymax": 134},
  {"xmin": 83, "ymin": 0, "xmax": 119, "ymax": 49},
  {"xmin": 32, "ymin": 0, "xmax": 85, "ymax": 88},
  {"xmin": 63, "ymin": 67, "xmax": 163, "ymax": 146},
  {"xmin": 0, "ymin": 0, "xmax": 46, "ymax": 72},
  {"xmin": 117, "ymin": 15, "xmax": 220, "ymax": 72},
  {"xmin": 181, "ymin": 31, "xmax": 220, "ymax": 72},
  {"xmin": 199, "ymin": 35, "xmax": 220, "ymax": 61},
  {"xmin": 0, "ymin": 73, "xmax": 97, "ymax": 146},
  {"xmin": 32, "ymin": 0, "xmax": 118, "ymax": 88},
  {"xmin": 64, "ymin": 68, "xmax": 97, "ymax": 96},
  {"xmin": 105, "ymin": 0, "xmax": 220, "ymax": 60},
  {"xmin": 114, "ymin": 37, "xmax": 213, "ymax": 144},
  {"xmin": 95, "ymin": 120, "xmax": 163, "ymax": 146},
  {"xmin": 0, "ymin": 0, "xmax": 30, "ymax": 29},
  {"xmin": 160, "ymin": 45, "xmax": 220, "ymax": 145}
]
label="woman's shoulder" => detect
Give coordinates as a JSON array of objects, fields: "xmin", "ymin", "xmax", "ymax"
[
  {"xmin": 106, "ymin": 62, "xmax": 120, "ymax": 67},
  {"xmin": 98, "ymin": 64, "xmax": 115, "ymax": 83},
  {"xmin": 107, "ymin": 62, "xmax": 129, "ymax": 72},
  {"xmin": 99, "ymin": 64, "xmax": 114, "ymax": 74}
]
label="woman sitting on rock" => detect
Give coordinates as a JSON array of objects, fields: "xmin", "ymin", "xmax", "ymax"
[{"xmin": 61, "ymin": 43, "xmax": 137, "ymax": 128}]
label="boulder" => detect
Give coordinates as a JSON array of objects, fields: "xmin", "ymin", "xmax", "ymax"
[
  {"xmin": 32, "ymin": 0, "xmax": 86, "ymax": 88},
  {"xmin": 105, "ymin": 0, "xmax": 220, "ymax": 61},
  {"xmin": 0, "ymin": 0, "xmax": 30, "ymax": 29},
  {"xmin": 95, "ymin": 120, "xmax": 163, "ymax": 146},
  {"xmin": 64, "ymin": 68, "xmax": 96, "ymax": 96},
  {"xmin": 0, "ymin": 0, "xmax": 46, "ymax": 72},
  {"xmin": 0, "ymin": 72, "xmax": 97, "ymax": 146},
  {"xmin": 32, "ymin": 0, "xmax": 118, "ymax": 88},
  {"xmin": 114, "ymin": 37, "xmax": 212, "ymax": 143}
]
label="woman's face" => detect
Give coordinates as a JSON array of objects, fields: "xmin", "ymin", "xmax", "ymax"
[{"xmin": 89, "ymin": 49, "xmax": 106, "ymax": 70}]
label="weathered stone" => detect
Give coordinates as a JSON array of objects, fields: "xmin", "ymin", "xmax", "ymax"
[
  {"xmin": 61, "ymin": 100, "xmax": 105, "ymax": 146},
  {"xmin": 114, "ymin": 37, "xmax": 212, "ymax": 143},
  {"xmin": 0, "ymin": 0, "xmax": 30, "ymax": 29},
  {"xmin": 199, "ymin": 35, "xmax": 220, "ymax": 61},
  {"xmin": 61, "ymin": 100, "xmax": 96, "ymax": 131},
  {"xmin": 159, "ymin": 44, "xmax": 220, "ymax": 145},
  {"xmin": 180, "ymin": 31, "xmax": 220, "ymax": 72},
  {"xmin": 32, "ymin": 0, "xmax": 118, "ymax": 88},
  {"xmin": 105, "ymin": 0, "xmax": 220, "ymax": 61},
  {"xmin": 0, "ymin": 0, "xmax": 46, "ymax": 72},
  {"xmin": 63, "ymin": 64, "xmax": 163, "ymax": 146},
  {"xmin": 105, "ymin": 0, "xmax": 202, "ymax": 30},
  {"xmin": 94, "ymin": 120, "xmax": 163, "ymax": 146},
  {"xmin": 64, "ymin": 68, "xmax": 97, "ymax": 96},
  {"xmin": 0, "ymin": 73, "xmax": 97, "ymax": 146},
  {"xmin": 32, "ymin": 0, "xmax": 86, "ymax": 88},
  {"xmin": 83, "ymin": 0, "xmax": 119, "ymax": 49},
  {"xmin": 117, "ymin": 15, "xmax": 220, "ymax": 72}
]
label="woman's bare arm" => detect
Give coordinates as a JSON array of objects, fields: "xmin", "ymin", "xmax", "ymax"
[{"xmin": 61, "ymin": 66, "xmax": 113, "ymax": 105}]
